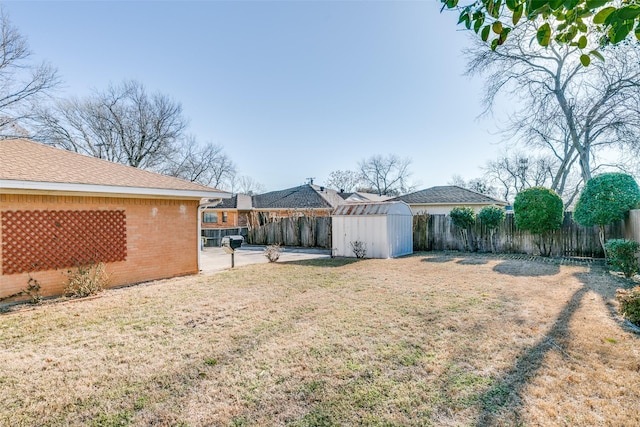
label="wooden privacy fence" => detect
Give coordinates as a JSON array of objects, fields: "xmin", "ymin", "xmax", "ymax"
[
  {"xmin": 413, "ymin": 212, "xmax": 625, "ymax": 258},
  {"xmin": 625, "ymin": 210, "xmax": 640, "ymax": 243},
  {"xmin": 242, "ymin": 208, "xmax": 640, "ymax": 256},
  {"xmin": 246, "ymin": 212, "xmax": 331, "ymax": 248},
  {"xmin": 201, "ymin": 227, "xmax": 248, "ymax": 247}
]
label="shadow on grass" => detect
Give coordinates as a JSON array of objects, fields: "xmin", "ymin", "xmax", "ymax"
[
  {"xmin": 475, "ymin": 284, "xmax": 589, "ymax": 425},
  {"xmin": 421, "ymin": 256, "xmax": 454, "ymax": 264},
  {"xmin": 281, "ymin": 258, "xmax": 362, "ymax": 268},
  {"xmin": 457, "ymin": 258, "xmax": 489, "ymax": 266},
  {"xmin": 493, "ymin": 260, "xmax": 560, "ymax": 277},
  {"xmin": 474, "ymin": 263, "xmax": 628, "ymax": 425}
]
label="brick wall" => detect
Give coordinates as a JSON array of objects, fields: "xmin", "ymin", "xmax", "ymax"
[
  {"xmin": 0, "ymin": 193, "xmax": 199, "ymax": 300},
  {"xmin": 201, "ymin": 209, "xmax": 241, "ymax": 229}
]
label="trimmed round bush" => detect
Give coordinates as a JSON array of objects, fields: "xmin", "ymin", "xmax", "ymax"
[
  {"xmin": 574, "ymin": 173, "xmax": 640, "ymax": 227},
  {"xmin": 450, "ymin": 206, "xmax": 476, "ymax": 229},
  {"xmin": 605, "ymin": 239, "xmax": 640, "ymax": 278},
  {"xmin": 477, "ymin": 205, "xmax": 505, "ymax": 229},
  {"xmin": 513, "ymin": 187, "xmax": 564, "ymax": 235}
]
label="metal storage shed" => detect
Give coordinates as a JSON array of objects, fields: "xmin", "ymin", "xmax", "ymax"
[{"xmin": 332, "ymin": 202, "xmax": 413, "ymax": 259}]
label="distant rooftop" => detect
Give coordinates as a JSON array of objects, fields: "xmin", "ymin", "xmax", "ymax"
[
  {"xmin": 252, "ymin": 184, "xmax": 344, "ymax": 209},
  {"xmin": 391, "ymin": 186, "xmax": 507, "ymax": 205}
]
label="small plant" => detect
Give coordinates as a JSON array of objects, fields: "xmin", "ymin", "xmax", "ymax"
[
  {"xmin": 23, "ymin": 277, "xmax": 42, "ymax": 304},
  {"xmin": 0, "ymin": 277, "xmax": 42, "ymax": 304},
  {"xmin": 64, "ymin": 263, "xmax": 109, "ymax": 298},
  {"xmin": 616, "ymin": 287, "xmax": 640, "ymax": 326},
  {"xmin": 350, "ymin": 241, "xmax": 367, "ymax": 258},
  {"xmin": 605, "ymin": 239, "xmax": 640, "ymax": 278},
  {"xmin": 264, "ymin": 244, "xmax": 284, "ymax": 262}
]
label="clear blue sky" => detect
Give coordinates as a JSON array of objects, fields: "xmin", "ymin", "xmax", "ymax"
[{"xmin": 5, "ymin": 0, "xmax": 505, "ymax": 192}]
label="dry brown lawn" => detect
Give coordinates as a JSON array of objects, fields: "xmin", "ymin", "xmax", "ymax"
[{"xmin": 1, "ymin": 253, "xmax": 639, "ymax": 426}]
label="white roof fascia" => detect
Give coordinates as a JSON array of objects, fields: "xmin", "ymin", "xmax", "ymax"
[
  {"xmin": 0, "ymin": 179, "xmax": 231, "ymax": 200},
  {"xmin": 408, "ymin": 202, "xmax": 505, "ymax": 206}
]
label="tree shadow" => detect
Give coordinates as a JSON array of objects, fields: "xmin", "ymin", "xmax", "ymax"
[
  {"xmin": 280, "ymin": 258, "xmax": 362, "ymax": 268},
  {"xmin": 457, "ymin": 258, "xmax": 489, "ymax": 266},
  {"xmin": 474, "ymin": 263, "xmax": 632, "ymax": 425},
  {"xmin": 421, "ymin": 256, "xmax": 454, "ymax": 263},
  {"xmin": 475, "ymin": 284, "xmax": 589, "ymax": 425},
  {"xmin": 492, "ymin": 260, "xmax": 560, "ymax": 277}
]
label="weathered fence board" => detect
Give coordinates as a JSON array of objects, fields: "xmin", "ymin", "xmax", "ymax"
[
  {"xmin": 243, "ymin": 209, "xmax": 635, "ymax": 255},
  {"xmin": 625, "ymin": 210, "xmax": 640, "ymax": 243},
  {"xmin": 247, "ymin": 215, "xmax": 332, "ymax": 248},
  {"xmin": 413, "ymin": 212, "xmax": 624, "ymax": 258}
]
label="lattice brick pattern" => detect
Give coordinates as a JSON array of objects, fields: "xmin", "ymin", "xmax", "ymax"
[{"xmin": 1, "ymin": 210, "xmax": 127, "ymax": 275}]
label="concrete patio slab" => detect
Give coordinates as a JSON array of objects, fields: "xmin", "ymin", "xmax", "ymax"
[{"xmin": 199, "ymin": 245, "xmax": 331, "ymax": 274}]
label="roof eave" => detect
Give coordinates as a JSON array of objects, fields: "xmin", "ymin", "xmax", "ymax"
[
  {"xmin": 406, "ymin": 201, "xmax": 507, "ymax": 206},
  {"xmin": 0, "ymin": 179, "xmax": 231, "ymax": 200}
]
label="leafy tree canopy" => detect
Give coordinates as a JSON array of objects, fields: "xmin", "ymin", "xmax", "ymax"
[
  {"xmin": 478, "ymin": 205, "xmax": 506, "ymax": 229},
  {"xmin": 441, "ymin": 0, "xmax": 640, "ymax": 64},
  {"xmin": 513, "ymin": 187, "xmax": 564, "ymax": 235},
  {"xmin": 573, "ymin": 173, "xmax": 640, "ymax": 227},
  {"xmin": 450, "ymin": 206, "xmax": 477, "ymax": 229}
]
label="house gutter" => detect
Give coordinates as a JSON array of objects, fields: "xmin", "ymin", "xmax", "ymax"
[
  {"xmin": 197, "ymin": 199, "xmax": 223, "ymax": 272},
  {"xmin": 0, "ymin": 179, "xmax": 230, "ymax": 200}
]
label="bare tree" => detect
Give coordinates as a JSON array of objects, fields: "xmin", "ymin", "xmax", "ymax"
[
  {"xmin": 31, "ymin": 80, "xmax": 186, "ymax": 170},
  {"xmin": 228, "ymin": 174, "xmax": 266, "ymax": 195},
  {"xmin": 358, "ymin": 154, "xmax": 414, "ymax": 196},
  {"xmin": 467, "ymin": 23, "xmax": 640, "ymax": 185},
  {"xmin": 0, "ymin": 9, "xmax": 58, "ymax": 138},
  {"xmin": 448, "ymin": 174, "xmax": 498, "ymax": 197},
  {"xmin": 483, "ymin": 151, "xmax": 582, "ymax": 205},
  {"xmin": 324, "ymin": 169, "xmax": 362, "ymax": 193},
  {"xmin": 161, "ymin": 137, "xmax": 236, "ymax": 188}
]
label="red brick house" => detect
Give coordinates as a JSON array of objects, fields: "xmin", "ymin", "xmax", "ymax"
[
  {"xmin": 200, "ymin": 184, "xmax": 346, "ymax": 246},
  {"xmin": 0, "ymin": 139, "xmax": 229, "ymax": 301},
  {"xmin": 201, "ymin": 194, "xmax": 252, "ymax": 230}
]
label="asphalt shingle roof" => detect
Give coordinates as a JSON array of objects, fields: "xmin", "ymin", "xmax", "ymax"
[
  {"xmin": 216, "ymin": 194, "xmax": 252, "ymax": 209},
  {"xmin": 391, "ymin": 186, "xmax": 507, "ymax": 205},
  {"xmin": 0, "ymin": 138, "xmax": 224, "ymax": 194},
  {"xmin": 252, "ymin": 184, "xmax": 344, "ymax": 209}
]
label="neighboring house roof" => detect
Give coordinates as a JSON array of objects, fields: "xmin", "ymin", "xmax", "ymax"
[
  {"xmin": 391, "ymin": 186, "xmax": 507, "ymax": 205},
  {"xmin": 253, "ymin": 184, "xmax": 345, "ymax": 210},
  {"xmin": 0, "ymin": 138, "xmax": 229, "ymax": 200},
  {"xmin": 214, "ymin": 194, "xmax": 253, "ymax": 209},
  {"xmin": 333, "ymin": 201, "xmax": 412, "ymax": 216},
  {"xmin": 345, "ymin": 192, "xmax": 391, "ymax": 203}
]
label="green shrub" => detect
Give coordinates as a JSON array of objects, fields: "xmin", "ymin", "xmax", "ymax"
[
  {"xmin": 616, "ymin": 286, "xmax": 640, "ymax": 326},
  {"xmin": 64, "ymin": 263, "xmax": 109, "ymax": 297},
  {"xmin": 450, "ymin": 207, "xmax": 476, "ymax": 229},
  {"xmin": 574, "ymin": 173, "xmax": 640, "ymax": 256},
  {"xmin": 513, "ymin": 187, "xmax": 564, "ymax": 256},
  {"xmin": 450, "ymin": 207, "xmax": 476, "ymax": 251},
  {"xmin": 478, "ymin": 205, "xmax": 505, "ymax": 253},
  {"xmin": 605, "ymin": 239, "xmax": 640, "ymax": 278},
  {"xmin": 477, "ymin": 205, "xmax": 505, "ymax": 229}
]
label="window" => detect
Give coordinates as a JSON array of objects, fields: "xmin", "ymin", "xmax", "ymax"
[
  {"xmin": 222, "ymin": 212, "xmax": 228, "ymax": 223},
  {"xmin": 203, "ymin": 212, "xmax": 218, "ymax": 223}
]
